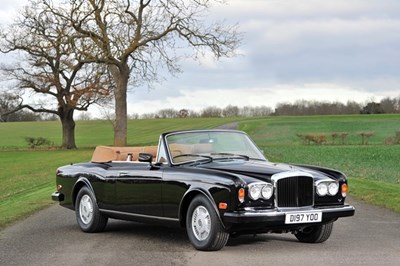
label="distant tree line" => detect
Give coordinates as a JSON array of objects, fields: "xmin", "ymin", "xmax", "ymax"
[
  {"xmin": 131, "ymin": 105, "xmax": 273, "ymax": 119},
  {"xmin": 133, "ymin": 96, "xmax": 400, "ymax": 119},
  {"xmin": 2, "ymin": 94, "xmax": 400, "ymax": 121},
  {"xmin": 274, "ymin": 97, "xmax": 400, "ymax": 116}
]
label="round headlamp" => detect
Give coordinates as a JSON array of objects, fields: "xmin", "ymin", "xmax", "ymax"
[
  {"xmin": 316, "ymin": 183, "xmax": 328, "ymax": 196},
  {"xmin": 249, "ymin": 185, "xmax": 261, "ymax": 200},
  {"xmin": 328, "ymin": 182, "xmax": 339, "ymax": 196},
  {"xmin": 261, "ymin": 184, "xmax": 273, "ymax": 199}
]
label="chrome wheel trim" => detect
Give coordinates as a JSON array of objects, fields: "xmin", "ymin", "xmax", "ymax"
[
  {"xmin": 191, "ymin": 206, "xmax": 211, "ymax": 241},
  {"xmin": 79, "ymin": 194, "xmax": 94, "ymax": 225}
]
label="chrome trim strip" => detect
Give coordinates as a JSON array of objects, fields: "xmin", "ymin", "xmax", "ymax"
[
  {"xmin": 271, "ymin": 171, "xmax": 314, "ymax": 181},
  {"xmin": 99, "ymin": 209, "xmax": 179, "ymax": 222}
]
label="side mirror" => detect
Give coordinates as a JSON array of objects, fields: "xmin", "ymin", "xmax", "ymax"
[{"xmin": 138, "ymin": 153, "xmax": 153, "ymax": 163}]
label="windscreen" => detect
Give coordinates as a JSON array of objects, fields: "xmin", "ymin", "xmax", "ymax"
[{"xmin": 166, "ymin": 131, "xmax": 266, "ymax": 164}]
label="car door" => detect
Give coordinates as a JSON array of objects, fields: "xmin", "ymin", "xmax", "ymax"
[{"xmin": 112, "ymin": 162, "xmax": 163, "ymax": 217}]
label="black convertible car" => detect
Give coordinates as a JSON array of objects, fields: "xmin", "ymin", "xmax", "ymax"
[{"xmin": 52, "ymin": 129, "xmax": 355, "ymax": 251}]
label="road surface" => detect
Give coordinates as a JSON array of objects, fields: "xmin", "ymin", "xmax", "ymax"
[{"xmin": 1, "ymin": 197, "xmax": 399, "ymax": 266}]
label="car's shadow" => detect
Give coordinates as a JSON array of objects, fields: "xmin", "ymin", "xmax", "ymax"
[
  {"xmin": 99, "ymin": 219, "xmax": 297, "ymax": 248},
  {"xmin": 104, "ymin": 219, "xmax": 189, "ymax": 244},
  {"xmin": 227, "ymin": 234, "xmax": 297, "ymax": 247}
]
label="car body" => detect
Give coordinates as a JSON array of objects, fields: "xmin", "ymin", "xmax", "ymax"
[{"xmin": 52, "ymin": 129, "xmax": 355, "ymax": 250}]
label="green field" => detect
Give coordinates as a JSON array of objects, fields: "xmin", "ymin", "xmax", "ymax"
[
  {"xmin": 0, "ymin": 115, "xmax": 399, "ymax": 229},
  {"xmin": 0, "ymin": 117, "xmax": 242, "ymax": 149},
  {"xmin": 239, "ymin": 114, "xmax": 400, "ymax": 184}
]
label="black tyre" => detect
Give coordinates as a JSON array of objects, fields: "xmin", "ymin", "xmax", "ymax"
[
  {"xmin": 186, "ymin": 195, "xmax": 229, "ymax": 251},
  {"xmin": 75, "ymin": 186, "xmax": 108, "ymax": 233},
  {"xmin": 294, "ymin": 222, "xmax": 333, "ymax": 243}
]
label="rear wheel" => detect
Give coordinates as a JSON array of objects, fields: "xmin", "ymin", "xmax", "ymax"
[
  {"xmin": 186, "ymin": 195, "xmax": 229, "ymax": 251},
  {"xmin": 294, "ymin": 222, "xmax": 333, "ymax": 243},
  {"xmin": 75, "ymin": 186, "xmax": 108, "ymax": 233}
]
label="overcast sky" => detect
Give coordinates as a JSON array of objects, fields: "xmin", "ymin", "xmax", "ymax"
[{"xmin": 1, "ymin": 0, "xmax": 399, "ymax": 116}]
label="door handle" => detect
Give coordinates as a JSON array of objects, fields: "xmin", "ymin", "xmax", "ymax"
[{"xmin": 119, "ymin": 171, "xmax": 129, "ymax": 176}]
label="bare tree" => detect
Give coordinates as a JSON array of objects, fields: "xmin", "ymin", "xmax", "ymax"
[
  {"xmin": 60, "ymin": 0, "xmax": 240, "ymax": 146},
  {"xmin": 178, "ymin": 109, "xmax": 189, "ymax": 118},
  {"xmin": 222, "ymin": 105, "xmax": 239, "ymax": 117},
  {"xmin": 238, "ymin": 105, "xmax": 268, "ymax": 117},
  {"xmin": 157, "ymin": 108, "xmax": 179, "ymax": 118},
  {"xmin": 361, "ymin": 102, "xmax": 384, "ymax": 114},
  {"xmin": 0, "ymin": 92, "xmax": 40, "ymax": 122},
  {"xmin": 0, "ymin": 0, "xmax": 113, "ymax": 148},
  {"xmin": 380, "ymin": 97, "xmax": 399, "ymax": 114},
  {"xmin": 201, "ymin": 106, "xmax": 222, "ymax": 117}
]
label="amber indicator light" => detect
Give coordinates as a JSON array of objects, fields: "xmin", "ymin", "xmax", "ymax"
[
  {"xmin": 219, "ymin": 203, "xmax": 228, "ymax": 210},
  {"xmin": 341, "ymin": 183, "xmax": 348, "ymax": 193},
  {"xmin": 238, "ymin": 188, "xmax": 245, "ymax": 203}
]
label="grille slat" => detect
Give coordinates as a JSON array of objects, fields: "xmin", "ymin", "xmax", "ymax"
[{"xmin": 276, "ymin": 176, "xmax": 313, "ymax": 207}]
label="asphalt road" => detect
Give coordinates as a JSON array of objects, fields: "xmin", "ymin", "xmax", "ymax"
[{"xmin": 1, "ymin": 197, "xmax": 399, "ymax": 266}]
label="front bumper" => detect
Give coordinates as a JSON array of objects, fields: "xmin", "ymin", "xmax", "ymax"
[
  {"xmin": 51, "ymin": 191, "xmax": 64, "ymax": 202},
  {"xmin": 223, "ymin": 204, "xmax": 355, "ymax": 224}
]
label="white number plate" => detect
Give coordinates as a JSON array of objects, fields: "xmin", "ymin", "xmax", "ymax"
[{"xmin": 285, "ymin": 211, "xmax": 322, "ymax": 224}]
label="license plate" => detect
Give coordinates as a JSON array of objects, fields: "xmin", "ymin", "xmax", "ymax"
[{"xmin": 285, "ymin": 211, "xmax": 322, "ymax": 224}]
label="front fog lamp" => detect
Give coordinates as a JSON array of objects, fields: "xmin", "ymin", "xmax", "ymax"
[
  {"xmin": 328, "ymin": 182, "xmax": 339, "ymax": 196},
  {"xmin": 261, "ymin": 184, "xmax": 273, "ymax": 199},
  {"xmin": 316, "ymin": 183, "xmax": 328, "ymax": 196}
]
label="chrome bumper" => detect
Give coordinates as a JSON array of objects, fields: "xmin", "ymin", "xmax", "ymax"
[
  {"xmin": 51, "ymin": 191, "xmax": 64, "ymax": 202},
  {"xmin": 224, "ymin": 205, "xmax": 355, "ymax": 224}
]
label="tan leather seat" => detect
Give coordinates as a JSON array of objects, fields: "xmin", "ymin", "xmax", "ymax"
[{"xmin": 91, "ymin": 146, "xmax": 158, "ymax": 163}]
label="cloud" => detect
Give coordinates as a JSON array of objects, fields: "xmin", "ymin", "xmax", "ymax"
[
  {"xmin": 1, "ymin": 0, "xmax": 399, "ymax": 119},
  {"xmin": 217, "ymin": 0, "xmax": 400, "ymax": 20},
  {"xmin": 0, "ymin": 0, "xmax": 25, "ymax": 25},
  {"xmin": 202, "ymin": 0, "xmax": 400, "ymax": 94}
]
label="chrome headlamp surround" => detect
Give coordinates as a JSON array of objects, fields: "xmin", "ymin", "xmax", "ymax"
[
  {"xmin": 316, "ymin": 180, "xmax": 339, "ymax": 196},
  {"xmin": 248, "ymin": 182, "xmax": 274, "ymax": 200}
]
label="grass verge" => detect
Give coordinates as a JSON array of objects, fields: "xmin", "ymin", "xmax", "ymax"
[
  {"xmin": 348, "ymin": 178, "xmax": 400, "ymax": 213},
  {"xmin": 0, "ymin": 149, "xmax": 92, "ymax": 230}
]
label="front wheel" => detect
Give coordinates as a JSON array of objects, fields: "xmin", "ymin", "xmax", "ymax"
[
  {"xmin": 294, "ymin": 222, "xmax": 333, "ymax": 243},
  {"xmin": 186, "ymin": 195, "xmax": 229, "ymax": 251},
  {"xmin": 75, "ymin": 186, "xmax": 108, "ymax": 233}
]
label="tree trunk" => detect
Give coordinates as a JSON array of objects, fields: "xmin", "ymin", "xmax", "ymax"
[
  {"xmin": 59, "ymin": 107, "xmax": 77, "ymax": 149},
  {"xmin": 110, "ymin": 63, "xmax": 130, "ymax": 147}
]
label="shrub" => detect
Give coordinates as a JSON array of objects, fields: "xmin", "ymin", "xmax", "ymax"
[
  {"xmin": 331, "ymin": 132, "xmax": 348, "ymax": 144},
  {"xmin": 24, "ymin": 137, "xmax": 52, "ymax": 149},
  {"xmin": 338, "ymin": 132, "xmax": 349, "ymax": 144},
  {"xmin": 297, "ymin": 133, "xmax": 327, "ymax": 145},
  {"xmin": 358, "ymin": 132, "xmax": 374, "ymax": 145},
  {"xmin": 384, "ymin": 130, "xmax": 400, "ymax": 145}
]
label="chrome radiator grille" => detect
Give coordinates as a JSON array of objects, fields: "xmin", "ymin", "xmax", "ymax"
[{"xmin": 276, "ymin": 176, "xmax": 314, "ymax": 207}]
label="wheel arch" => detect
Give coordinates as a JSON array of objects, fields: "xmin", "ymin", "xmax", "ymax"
[
  {"xmin": 72, "ymin": 177, "xmax": 95, "ymax": 208},
  {"xmin": 178, "ymin": 188, "xmax": 224, "ymax": 228}
]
